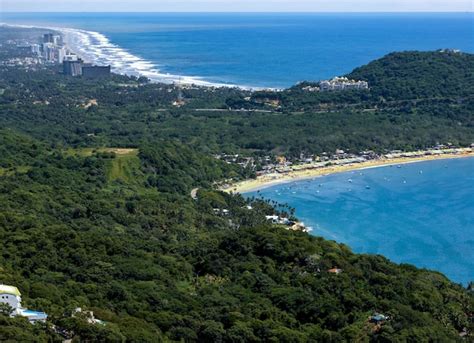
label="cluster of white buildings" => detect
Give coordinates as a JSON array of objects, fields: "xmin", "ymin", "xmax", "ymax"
[
  {"xmin": 438, "ymin": 48, "xmax": 461, "ymax": 54},
  {"xmin": 319, "ymin": 77, "xmax": 369, "ymax": 92},
  {"xmin": 39, "ymin": 33, "xmax": 68, "ymax": 63},
  {"xmin": 14, "ymin": 33, "xmax": 111, "ymax": 77},
  {"xmin": 0, "ymin": 57, "xmax": 42, "ymax": 68},
  {"xmin": 265, "ymin": 215, "xmax": 311, "ymax": 233},
  {"xmin": 0, "ymin": 284, "xmax": 47, "ymax": 323},
  {"xmin": 22, "ymin": 33, "xmax": 74, "ymax": 64}
]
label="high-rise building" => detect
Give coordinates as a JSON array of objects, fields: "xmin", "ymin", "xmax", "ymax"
[
  {"xmin": 52, "ymin": 35, "xmax": 62, "ymax": 46},
  {"xmin": 57, "ymin": 47, "xmax": 66, "ymax": 63},
  {"xmin": 43, "ymin": 33, "xmax": 54, "ymax": 43},
  {"xmin": 63, "ymin": 59, "xmax": 84, "ymax": 76},
  {"xmin": 30, "ymin": 44, "xmax": 41, "ymax": 56},
  {"xmin": 82, "ymin": 65, "xmax": 111, "ymax": 78},
  {"xmin": 64, "ymin": 54, "xmax": 79, "ymax": 62},
  {"xmin": 42, "ymin": 43, "xmax": 55, "ymax": 62}
]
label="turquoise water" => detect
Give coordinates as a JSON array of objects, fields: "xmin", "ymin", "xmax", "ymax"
[
  {"xmin": 2, "ymin": 13, "xmax": 473, "ymax": 87},
  {"xmin": 2, "ymin": 13, "xmax": 473, "ymax": 282},
  {"xmin": 247, "ymin": 158, "xmax": 474, "ymax": 284}
]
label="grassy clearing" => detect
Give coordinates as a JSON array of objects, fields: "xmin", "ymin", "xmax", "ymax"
[
  {"xmin": 106, "ymin": 151, "xmax": 141, "ymax": 183},
  {"xmin": 65, "ymin": 147, "xmax": 138, "ymax": 157},
  {"xmin": 65, "ymin": 148, "xmax": 141, "ymax": 183}
]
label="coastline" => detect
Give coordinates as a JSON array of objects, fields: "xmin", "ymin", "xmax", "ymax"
[
  {"xmin": 1, "ymin": 22, "xmax": 259, "ymax": 89},
  {"xmin": 223, "ymin": 150, "xmax": 474, "ymax": 193}
]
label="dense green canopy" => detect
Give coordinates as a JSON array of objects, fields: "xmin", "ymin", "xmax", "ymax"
[
  {"xmin": 0, "ymin": 40, "xmax": 473, "ymax": 341},
  {"xmin": 0, "ymin": 51, "xmax": 473, "ymax": 157}
]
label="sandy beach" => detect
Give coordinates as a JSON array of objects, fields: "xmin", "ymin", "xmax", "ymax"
[{"xmin": 223, "ymin": 149, "xmax": 474, "ymax": 193}]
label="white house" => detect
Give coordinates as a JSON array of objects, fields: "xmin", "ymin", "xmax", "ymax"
[
  {"xmin": 0, "ymin": 284, "xmax": 22, "ymax": 315},
  {"xmin": 0, "ymin": 284, "xmax": 48, "ymax": 323}
]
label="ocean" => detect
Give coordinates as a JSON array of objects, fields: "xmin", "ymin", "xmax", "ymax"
[
  {"xmin": 2, "ymin": 13, "xmax": 473, "ymax": 283},
  {"xmin": 1, "ymin": 12, "xmax": 473, "ymax": 88},
  {"xmin": 246, "ymin": 158, "xmax": 474, "ymax": 284}
]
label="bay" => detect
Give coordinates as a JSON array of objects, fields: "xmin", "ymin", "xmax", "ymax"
[{"xmin": 247, "ymin": 158, "xmax": 474, "ymax": 284}]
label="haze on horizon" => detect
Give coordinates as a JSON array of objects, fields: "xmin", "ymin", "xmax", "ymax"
[{"xmin": 1, "ymin": 0, "xmax": 472, "ymax": 13}]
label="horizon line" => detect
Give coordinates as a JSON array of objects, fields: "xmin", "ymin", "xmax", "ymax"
[{"xmin": 2, "ymin": 11, "xmax": 473, "ymax": 14}]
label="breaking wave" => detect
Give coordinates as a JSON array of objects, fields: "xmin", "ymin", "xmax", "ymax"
[
  {"xmin": 2, "ymin": 23, "xmax": 247, "ymax": 88},
  {"xmin": 60, "ymin": 27, "xmax": 236, "ymax": 87}
]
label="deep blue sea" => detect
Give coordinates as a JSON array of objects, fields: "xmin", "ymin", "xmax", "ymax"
[
  {"xmin": 1, "ymin": 12, "xmax": 473, "ymax": 87},
  {"xmin": 247, "ymin": 158, "xmax": 474, "ymax": 284}
]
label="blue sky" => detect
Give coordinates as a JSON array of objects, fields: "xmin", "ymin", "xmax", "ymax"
[{"xmin": 1, "ymin": 0, "xmax": 472, "ymax": 12}]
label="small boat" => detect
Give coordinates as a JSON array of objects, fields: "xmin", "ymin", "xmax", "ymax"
[
  {"xmin": 365, "ymin": 185, "xmax": 371, "ymax": 189},
  {"xmin": 348, "ymin": 179, "xmax": 353, "ymax": 183},
  {"xmin": 397, "ymin": 165, "xmax": 402, "ymax": 168}
]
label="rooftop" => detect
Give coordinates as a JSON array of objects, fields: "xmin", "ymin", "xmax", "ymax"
[{"xmin": 0, "ymin": 284, "xmax": 21, "ymax": 296}]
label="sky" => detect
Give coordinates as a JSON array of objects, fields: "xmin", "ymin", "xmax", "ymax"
[{"xmin": 1, "ymin": 0, "xmax": 472, "ymax": 12}]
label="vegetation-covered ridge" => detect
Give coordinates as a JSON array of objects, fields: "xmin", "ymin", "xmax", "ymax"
[
  {"xmin": 0, "ymin": 129, "xmax": 472, "ymax": 342},
  {"xmin": 0, "ymin": 37, "xmax": 473, "ymax": 341},
  {"xmin": 0, "ymin": 50, "xmax": 473, "ymax": 158}
]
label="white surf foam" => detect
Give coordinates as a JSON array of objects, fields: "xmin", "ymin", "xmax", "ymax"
[{"xmin": 1, "ymin": 23, "xmax": 263, "ymax": 89}]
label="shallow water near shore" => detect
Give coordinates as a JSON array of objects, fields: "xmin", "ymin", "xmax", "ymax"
[{"xmin": 246, "ymin": 157, "xmax": 474, "ymax": 284}]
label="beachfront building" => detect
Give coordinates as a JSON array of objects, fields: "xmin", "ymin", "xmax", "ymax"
[
  {"xmin": 57, "ymin": 47, "xmax": 66, "ymax": 63},
  {"xmin": 63, "ymin": 54, "xmax": 84, "ymax": 76},
  {"xmin": 43, "ymin": 33, "xmax": 54, "ymax": 43},
  {"xmin": 319, "ymin": 77, "xmax": 368, "ymax": 92},
  {"xmin": 42, "ymin": 43, "xmax": 67, "ymax": 63},
  {"xmin": 0, "ymin": 284, "xmax": 48, "ymax": 323},
  {"xmin": 31, "ymin": 44, "xmax": 41, "ymax": 56},
  {"xmin": 63, "ymin": 59, "xmax": 83, "ymax": 76},
  {"xmin": 63, "ymin": 55, "xmax": 111, "ymax": 78},
  {"xmin": 43, "ymin": 33, "xmax": 61, "ymax": 45},
  {"xmin": 82, "ymin": 65, "xmax": 111, "ymax": 78},
  {"xmin": 41, "ymin": 42, "xmax": 55, "ymax": 62}
]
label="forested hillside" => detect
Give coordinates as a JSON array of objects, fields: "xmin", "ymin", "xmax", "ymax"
[
  {"xmin": 0, "ymin": 51, "xmax": 473, "ymax": 156},
  {"xmin": 0, "ymin": 130, "xmax": 472, "ymax": 342},
  {"xmin": 0, "ymin": 48, "xmax": 473, "ymax": 341},
  {"xmin": 347, "ymin": 50, "xmax": 474, "ymax": 99}
]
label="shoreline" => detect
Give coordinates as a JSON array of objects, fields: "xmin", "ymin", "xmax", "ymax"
[
  {"xmin": 1, "ymin": 22, "xmax": 264, "ymax": 90},
  {"xmin": 223, "ymin": 150, "xmax": 474, "ymax": 193}
]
